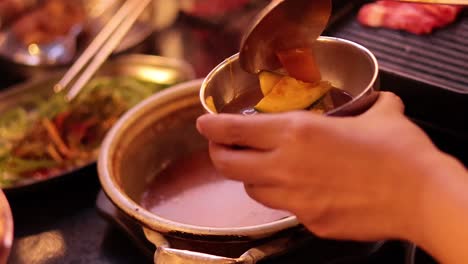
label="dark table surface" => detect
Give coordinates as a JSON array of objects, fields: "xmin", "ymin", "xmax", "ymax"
[
  {"xmin": 1, "ymin": 9, "xmax": 442, "ymax": 264},
  {"xmin": 3, "ymin": 166, "xmax": 418, "ymax": 264}
]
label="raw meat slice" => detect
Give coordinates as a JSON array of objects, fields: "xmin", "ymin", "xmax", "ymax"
[{"xmin": 357, "ymin": 1, "xmax": 463, "ymax": 35}]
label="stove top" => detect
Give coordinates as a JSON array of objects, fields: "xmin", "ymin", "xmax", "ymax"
[{"xmin": 96, "ymin": 191, "xmax": 438, "ymax": 264}]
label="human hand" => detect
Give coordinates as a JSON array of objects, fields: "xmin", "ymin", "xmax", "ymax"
[{"xmin": 196, "ymin": 92, "xmax": 450, "ymax": 243}]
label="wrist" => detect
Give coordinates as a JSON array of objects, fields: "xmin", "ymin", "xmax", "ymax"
[{"xmin": 410, "ymin": 152, "xmax": 468, "ymax": 262}]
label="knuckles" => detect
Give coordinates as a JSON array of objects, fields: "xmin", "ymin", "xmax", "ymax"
[
  {"xmin": 223, "ymin": 122, "xmax": 249, "ymax": 146},
  {"xmin": 282, "ymin": 114, "xmax": 321, "ymax": 144},
  {"xmin": 208, "ymin": 144, "xmax": 232, "ymax": 173}
]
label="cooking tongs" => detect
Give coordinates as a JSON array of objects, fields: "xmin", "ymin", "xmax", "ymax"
[{"xmin": 54, "ymin": 0, "xmax": 152, "ymax": 101}]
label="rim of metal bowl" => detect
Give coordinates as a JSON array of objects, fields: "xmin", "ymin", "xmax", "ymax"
[
  {"xmin": 0, "ymin": 190, "xmax": 13, "ymax": 263},
  {"xmin": 98, "ymin": 79, "xmax": 299, "ymax": 239},
  {"xmin": 200, "ymin": 36, "xmax": 379, "ymax": 115}
]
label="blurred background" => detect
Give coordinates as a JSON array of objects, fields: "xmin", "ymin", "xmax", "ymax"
[{"xmin": 0, "ymin": 0, "xmax": 466, "ymax": 263}]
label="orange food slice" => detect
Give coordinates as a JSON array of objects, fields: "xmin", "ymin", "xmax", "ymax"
[{"xmin": 276, "ymin": 48, "xmax": 321, "ymax": 84}]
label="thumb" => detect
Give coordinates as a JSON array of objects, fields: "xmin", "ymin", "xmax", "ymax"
[{"xmin": 363, "ymin": 92, "xmax": 405, "ymax": 117}]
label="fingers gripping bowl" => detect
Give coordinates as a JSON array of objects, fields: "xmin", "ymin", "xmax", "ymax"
[
  {"xmin": 98, "ymin": 80, "xmax": 383, "ymax": 263},
  {"xmin": 200, "ymin": 36, "xmax": 380, "ymax": 116}
]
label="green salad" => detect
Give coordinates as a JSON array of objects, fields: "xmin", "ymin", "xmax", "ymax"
[{"xmin": 0, "ymin": 76, "xmax": 170, "ymax": 188}]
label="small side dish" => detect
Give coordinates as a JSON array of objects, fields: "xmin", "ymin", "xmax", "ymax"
[
  {"xmin": 0, "ymin": 76, "xmax": 170, "ymax": 188},
  {"xmin": 10, "ymin": 0, "xmax": 85, "ymax": 46}
]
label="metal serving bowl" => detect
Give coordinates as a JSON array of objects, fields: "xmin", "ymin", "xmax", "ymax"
[
  {"xmin": 200, "ymin": 36, "xmax": 379, "ymax": 116},
  {"xmin": 0, "ymin": 0, "xmax": 158, "ymax": 80},
  {"xmin": 98, "ymin": 79, "xmax": 383, "ymax": 263}
]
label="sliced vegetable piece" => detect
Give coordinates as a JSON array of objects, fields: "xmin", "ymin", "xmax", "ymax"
[
  {"xmin": 0, "ymin": 107, "xmax": 29, "ymax": 140},
  {"xmin": 276, "ymin": 48, "xmax": 321, "ymax": 84},
  {"xmin": 0, "ymin": 76, "xmax": 171, "ymax": 186},
  {"xmin": 0, "ymin": 142, "xmax": 9, "ymax": 158},
  {"xmin": 46, "ymin": 144, "xmax": 64, "ymax": 163},
  {"xmin": 0, "ymin": 157, "xmax": 56, "ymax": 174},
  {"xmin": 38, "ymin": 93, "xmax": 69, "ymax": 119},
  {"xmin": 42, "ymin": 118, "xmax": 74, "ymax": 158},
  {"xmin": 255, "ymin": 77, "xmax": 332, "ymax": 113},
  {"xmin": 205, "ymin": 96, "xmax": 217, "ymax": 113},
  {"xmin": 259, "ymin": 71, "xmax": 284, "ymax": 95}
]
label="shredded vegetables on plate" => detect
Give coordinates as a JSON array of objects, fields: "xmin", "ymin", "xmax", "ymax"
[{"xmin": 0, "ymin": 76, "xmax": 170, "ymax": 188}]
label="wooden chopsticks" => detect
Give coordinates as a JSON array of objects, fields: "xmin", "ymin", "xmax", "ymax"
[{"xmin": 54, "ymin": 0, "xmax": 153, "ymax": 101}]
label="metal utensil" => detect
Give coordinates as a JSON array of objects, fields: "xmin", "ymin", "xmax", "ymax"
[
  {"xmin": 0, "ymin": 22, "xmax": 83, "ymax": 66},
  {"xmin": 239, "ymin": 0, "xmax": 332, "ymax": 74},
  {"xmin": 238, "ymin": 0, "xmax": 465, "ymax": 74},
  {"xmin": 0, "ymin": 0, "xmax": 155, "ymax": 69},
  {"xmin": 0, "ymin": 0, "xmax": 84, "ymax": 66},
  {"xmin": 54, "ymin": 0, "xmax": 152, "ymax": 101},
  {"xmin": 151, "ymin": 231, "xmax": 311, "ymax": 264}
]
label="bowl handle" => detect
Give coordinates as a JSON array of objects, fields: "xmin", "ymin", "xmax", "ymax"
[{"xmin": 143, "ymin": 228, "xmax": 304, "ymax": 264}]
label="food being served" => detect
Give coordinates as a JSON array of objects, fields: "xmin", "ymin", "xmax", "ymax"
[
  {"xmin": 219, "ymin": 79, "xmax": 352, "ymax": 115},
  {"xmin": 276, "ymin": 48, "xmax": 322, "ymax": 84},
  {"xmin": 0, "ymin": 76, "xmax": 170, "ymax": 187},
  {"xmin": 10, "ymin": 0, "xmax": 85, "ymax": 45},
  {"xmin": 206, "ymin": 47, "xmax": 352, "ymax": 114},
  {"xmin": 252, "ymin": 46, "xmax": 346, "ymax": 113},
  {"xmin": 254, "ymin": 71, "xmax": 332, "ymax": 113},
  {"xmin": 358, "ymin": 1, "xmax": 463, "ymax": 35},
  {"xmin": 140, "ymin": 150, "xmax": 291, "ymax": 228}
]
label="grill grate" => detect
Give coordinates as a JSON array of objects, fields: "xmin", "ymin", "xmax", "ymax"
[{"xmin": 329, "ymin": 11, "xmax": 468, "ymax": 94}]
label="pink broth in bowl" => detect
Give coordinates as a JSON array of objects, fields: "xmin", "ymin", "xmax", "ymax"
[{"xmin": 140, "ymin": 150, "xmax": 291, "ymax": 228}]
